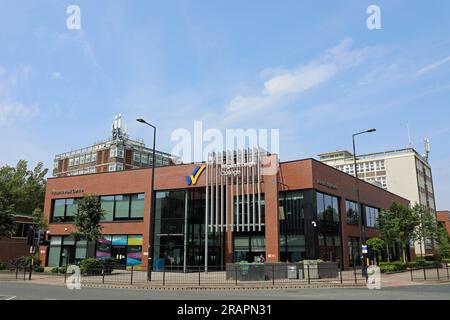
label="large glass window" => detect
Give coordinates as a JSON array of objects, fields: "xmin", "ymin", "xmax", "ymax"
[
  {"xmin": 51, "ymin": 198, "xmax": 77, "ymax": 222},
  {"xmin": 346, "ymin": 200, "xmax": 359, "ymax": 225},
  {"xmin": 364, "ymin": 205, "xmax": 379, "ymax": 228},
  {"xmin": 99, "ymin": 194, "xmax": 145, "ymax": 221},
  {"xmin": 316, "ymin": 191, "xmax": 341, "ymax": 263},
  {"xmin": 279, "ymin": 191, "xmax": 306, "ymax": 262}
]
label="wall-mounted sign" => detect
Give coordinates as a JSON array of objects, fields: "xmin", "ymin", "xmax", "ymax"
[
  {"xmin": 317, "ymin": 179, "xmax": 337, "ymax": 190},
  {"xmin": 220, "ymin": 162, "xmax": 255, "ymax": 177},
  {"xmin": 185, "ymin": 164, "xmax": 206, "ymax": 186},
  {"xmin": 51, "ymin": 188, "xmax": 84, "ymax": 196}
]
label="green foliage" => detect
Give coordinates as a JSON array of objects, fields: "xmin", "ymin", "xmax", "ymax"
[
  {"xmin": 72, "ymin": 195, "xmax": 105, "ymax": 242},
  {"xmin": 50, "ymin": 266, "xmax": 67, "ymax": 273},
  {"xmin": 378, "ymin": 203, "xmax": 420, "ymax": 263},
  {"xmin": 79, "ymin": 258, "xmax": 117, "ymax": 275},
  {"xmin": 32, "ymin": 208, "xmax": 48, "ymax": 231},
  {"xmin": 0, "ymin": 195, "xmax": 16, "ymax": 239},
  {"xmin": 0, "ymin": 262, "xmax": 6, "ymax": 270},
  {"xmin": 0, "ymin": 160, "xmax": 48, "ymax": 215},
  {"xmin": 379, "ymin": 261, "xmax": 407, "ymax": 273},
  {"xmin": 366, "ymin": 237, "xmax": 384, "ymax": 252},
  {"xmin": 436, "ymin": 224, "xmax": 450, "ymax": 258},
  {"xmin": 33, "ymin": 265, "xmax": 44, "ymax": 272},
  {"xmin": 412, "ymin": 204, "xmax": 437, "ymax": 257}
]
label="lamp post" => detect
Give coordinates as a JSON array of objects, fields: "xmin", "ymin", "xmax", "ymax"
[
  {"xmin": 352, "ymin": 128, "xmax": 376, "ymax": 278},
  {"xmin": 136, "ymin": 118, "xmax": 157, "ymax": 281}
]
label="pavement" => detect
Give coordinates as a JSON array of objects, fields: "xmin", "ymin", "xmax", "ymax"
[{"xmin": 0, "ymin": 281, "xmax": 449, "ymax": 300}]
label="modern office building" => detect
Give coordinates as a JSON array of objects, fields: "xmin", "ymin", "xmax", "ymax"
[
  {"xmin": 318, "ymin": 147, "xmax": 436, "ymax": 255},
  {"xmin": 41, "ymin": 149, "xmax": 410, "ymax": 271},
  {"xmin": 52, "ymin": 114, "xmax": 177, "ymax": 177},
  {"xmin": 437, "ymin": 211, "xmax": 450, "ymax": 236}
]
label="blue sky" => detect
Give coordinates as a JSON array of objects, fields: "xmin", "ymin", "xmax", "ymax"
[{"xmin": 1, "ymin": 1, "xmax": 449, "ymax": 208}]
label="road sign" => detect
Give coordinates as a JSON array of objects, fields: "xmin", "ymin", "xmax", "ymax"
[{"xmin": 361, "ymin": 245, "xmax": 368, "ymax": 254}]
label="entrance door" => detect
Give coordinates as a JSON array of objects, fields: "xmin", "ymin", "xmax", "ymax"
[
  {"xmin": 60, "ymin": 246, "xmax": 75, "ymax": 266},
  {"xmin": 112, "ymin": 246, "xmax": 127, "ymax": 266}
]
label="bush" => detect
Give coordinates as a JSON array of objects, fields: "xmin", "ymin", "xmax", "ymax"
[
  {"xmin": 33, "ymin": 266, "xmax": 44, "ymax": 273},
  {"xmin": 79, "ymin": 257, "xmax": 117, "ymax": 275},
  {"xmin": 379, "ymin": 261, "xmax": 407, "ymax": 273},
  {"xmin": 413, "ymin": 258, "xmax": 441, "ymax": 268}
]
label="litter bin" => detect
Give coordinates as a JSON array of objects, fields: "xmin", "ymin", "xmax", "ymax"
[{"xmin": 287, "ymin": 265, "xmax": 297, "ymax": 279}]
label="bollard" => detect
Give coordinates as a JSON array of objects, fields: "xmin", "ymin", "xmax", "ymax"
[
  {"xmin": 340, "ymin": 269, "xmax": 343, "ymax": 284},
  {"xmin": 235, "ymin": 266, "xmax": 238, "ymax": 286},
  {"xmin": 410, "ymin": 267, "xmax": 413, "ymax": 281},
  {"xmin": 15, "ymin": 266, "xmax": 18, "ymax": 280},
  {"xmin": 272, "ymin": 265, "xmax": 275, "ymax": 286},
  {"xmin": 198, "ymin": 267, "xmax": 201, "ymax": 286},
  {"xmin": 423, "ymin": 267, "xmax": 427, "ymax": 281},
  {"xmin": 130, "ymin": 266, "xmax": 134, "ymax": 285},
  {"xmin": 354, "ymin": 267, "xmax": 357, "ymax": 285},
  {"xmin": 307, "ymin": 265, "xmax": 311, "ymax": 286},
  {"xmin": 436, "ymin": 265, "xmax": 440, "ymax": 281},
  {"xmin": 163, "ymin": 269, "xmax": 166, "ymax": 286},
  {"xmin": 447, "ymin": 263, "xmax": 449, "ymax": 280},
  {"xmin": 102, "ymin": 266, "xmax": 105, "ymax": 284},
  {"xmin": 23, "ymin": 267, "xmax": 26, "ymax": 280}
]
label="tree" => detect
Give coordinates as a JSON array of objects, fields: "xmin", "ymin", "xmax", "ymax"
[
  {"xmin": 0, "ymin": 195, "xmax": 16, "ymax": 239},
  {"xmin": 32, "ymin": 208, "xmax": 48, "ymax": 231},
  {"xmin": 378, "ymin": 202, "xmax": 420, "ymax": 263},
  {"xmin": 377, "ymin": 207, "xmax": 398, "ymax": 262},
  {"xmin": 412, "ymin": 204, "xmax": 437, "ymax": 258},
  {"xmin": 366, "ymin": 237, "xmax": 384, "ymax": 265},
  {"xmin": 436, "ymin": 224, "xmax": 450, "ymax": 259},
  {"xmin": 0, "ymin": 160, "xmax": 48, "ymax": 215}
]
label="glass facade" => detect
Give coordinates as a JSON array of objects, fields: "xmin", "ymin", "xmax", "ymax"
[
  {"xmin": 47, "ymin": 235, "xmax": 87, "ymax": 267},
  {"xmin": 316, "ymin": 191, "xmax": 341, "ymax": 264},
  {"xmin": 152, "ymin": 188, "xmax": 224, "ymax": 271},
  {"xmin": 279, "ymin": 191, "xmax": 306, "ymax": 262}
]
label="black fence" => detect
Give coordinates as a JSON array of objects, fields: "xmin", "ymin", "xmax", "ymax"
[
  {"xmin": 410, "ymin": 263, "xmax": 450, "ymax": 281},
  {"xmin": 0, "ymin": 263, "xmax": 372, "ymax": 287}
]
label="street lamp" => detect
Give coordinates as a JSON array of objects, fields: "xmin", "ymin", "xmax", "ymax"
[
  {"xmin": 352, "ymin": 128, "xmax": 376, "ymax": 278},
  {"xmin": 136, "ymin": 118, "xmax": 157, "ymax": 282}
]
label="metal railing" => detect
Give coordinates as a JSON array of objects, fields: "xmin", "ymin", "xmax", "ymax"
[
  {"xmin": 0, "ymin": 264, "xmax": 372, "ymax": 287},
  {"xmin": 410, "ymin": 263, "xmax": 450, "ymax": 282}
]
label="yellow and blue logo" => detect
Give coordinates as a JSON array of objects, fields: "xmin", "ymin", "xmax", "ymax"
[{"xmin": 185, "ymin": 164, "xmax": 206, "ymax": 186}]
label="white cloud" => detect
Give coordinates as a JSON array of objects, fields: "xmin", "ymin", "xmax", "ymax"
[
  {"xmin": 51, "ymin": 71, "xmax": 62, "ymax": 80},
  {"xmin": 224, "ymin": 38, "xmax": 371, "ymax": 120},
  {"xmin": 0, "ymin": 65, "xmax": 39, "ymax": 126},
  {"xmin": 0, "ymin": 101, "xmax": 39, "ymax": 126},
  {"xmin": 415, "ymin": 55, "xmax": 450, "ymax": 77}
]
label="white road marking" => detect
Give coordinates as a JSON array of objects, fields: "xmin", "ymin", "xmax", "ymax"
[{"xmin": 5, "ymin": 296, "xmax": 16, "ymax": 300}]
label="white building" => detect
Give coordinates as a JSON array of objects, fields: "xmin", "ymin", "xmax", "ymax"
[{"xmin": 318, "ymin": 148, "xmax": 436, "ymax": 255}]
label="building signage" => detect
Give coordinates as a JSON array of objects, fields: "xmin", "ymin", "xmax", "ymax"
[
  {"xmin": 317, "ymin": 179, "xmax": 337, "ymax": 190},
  {"xmin": 220, "ymin": 162, "xmax": 255, "ymax": 177},
  {"xmin": 185, "ymin": 164, "xmax": 206, "ymax": 186},
  {"xmin": 51, "ymin": 188, "xmax": 84, "ymax": 196}
]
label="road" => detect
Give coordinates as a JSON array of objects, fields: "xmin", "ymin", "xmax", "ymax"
[{"xmin": 0, "ymin": 282, "xmax": 449, "ymax": 300}]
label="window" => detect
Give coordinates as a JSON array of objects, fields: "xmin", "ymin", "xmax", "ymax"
[
  {"xmin": 133, "ymin": 152, "xmax": 141, "ymax": 162},
  {"xmin": 108, "ymin": 164, "xmax": 116, "ymax": 172},
  {"xmin": 51, "ymin": 198, "xmax": 78, "ymax": 222},
  {"xmin": 92, "ymin": 153, "xmax": 97, "ymax": 163},
  {"xmin": 80, "ymin": 155, "xmax": 85, "ymax": 164},
  {"xmin": 68, "ymin": 158, "xmax": 74, "ymax": 167},
  {"xmin": 74, "ymin": 157, "xmax": 79, "ymax": 165},
  {"xmin": 100, "ymin": 194, "xmax": 145, "ymax": 221},
  {"xmin": 53, "ymin": 161, "xmax": 58, "ymax": 169},
  {"xmin": 346, "ymin": 200, "xmax": 359, "ymax": 225},
  {"xmin": 316, "ymin": 192, "xmax": 341, "ymax": 263},
  {"xmin": 110, "ymin": 148, "xmax": 117, "ymax": 158},
  {"xmin": 85, "ymin": 154, "xmax": 91, "ymax": 163},
  {"xmin": 141, "ymin": 153, "xmax": 148, "ymax": 164},
  {"xmin": 364, "ymin": 205, "xmax": 379, "ymax": 228},
  {"xmin": 12, "ymin": 223, "xmax": 33, "ymax": 238},
  {"xmin": 116, "ymin": 163, "xmax": 123, "ymax": 171}
]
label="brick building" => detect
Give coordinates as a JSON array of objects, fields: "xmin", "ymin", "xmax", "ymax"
[
  {"xmin": 41, "ymin": 149, "xmax": 410, "ymax": 271},
  {"xmin": 0, "ymin": 215, "xmax": 34, "ymax": 265}
]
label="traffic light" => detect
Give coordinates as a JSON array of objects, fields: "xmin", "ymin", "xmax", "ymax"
[
  {"xmin": 27, "ymin": 226, "xmax": 35, "ymax": 247},
  {"xmin": 38, "ymin": 230, "xmax": 49, "ymax": 246}
]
